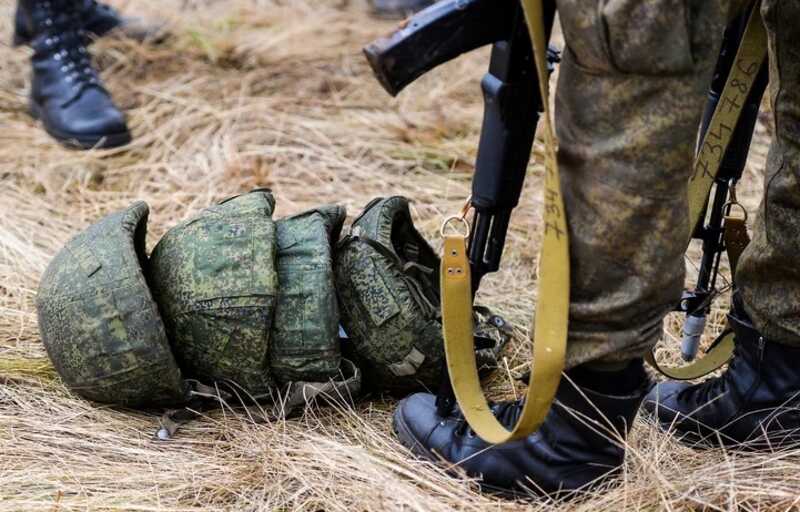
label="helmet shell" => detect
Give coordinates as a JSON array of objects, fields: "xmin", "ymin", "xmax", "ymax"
[
  {"xmin": 36, "ymin": 202, "xmax": 189, "ymax": 407},
  {"xmin": 148, "ymin": 190, "xmax": 279, "ymax": 396},
  {"xmin": 271, "ymin": 205, "xmax": 347, "ymax": 384}
]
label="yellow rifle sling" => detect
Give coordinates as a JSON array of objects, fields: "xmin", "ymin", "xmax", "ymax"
[
  {"xmin": 687, "ymin": 4, "xmax": 766, "ymax": 234},
  {"xmin": 440, "ymin": 0, "xmax": 568, "ymax": 444},
  {"xmin": 649, "ymin": 2, "xmax": 766, "ymax": 380},
  {"xmin": 645, "ymin": 332, "xmax": 736, "ymax": 380}
]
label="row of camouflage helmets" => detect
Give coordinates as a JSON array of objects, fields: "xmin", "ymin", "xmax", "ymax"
[{"xmin": 36, "ymin": 190, "xmax": 511, "ymax": 434}]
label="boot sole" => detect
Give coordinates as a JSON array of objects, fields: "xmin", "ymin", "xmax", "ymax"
[{"xmin": 29, "ymin": 101, "xmax": 132, "ymax": 150}]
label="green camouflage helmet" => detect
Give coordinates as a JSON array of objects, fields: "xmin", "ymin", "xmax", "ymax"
[
  {"xmin": 148, "ymin": 190, "xmax": 279, "ymax": 397},
  {"xmin": 335, "ymin": 197, "xmax": 510, "ymax": 394},
  {"xmin": 271, "ymin": 205, "xmax": 347, "ymax": 384},
  {"xmin": 36, "ymin": 202, "xmax": 190, "ymax": 407}
]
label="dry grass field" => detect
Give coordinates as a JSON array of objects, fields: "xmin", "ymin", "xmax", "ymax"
[{"xmin": 0, "ymin": 0, "xmax": 794, "ymax": 510}]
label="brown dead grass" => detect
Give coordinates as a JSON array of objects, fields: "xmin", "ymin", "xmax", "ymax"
[{"xmin": 1, "ymin": 0, "xmax": 796, "ymax": 510}]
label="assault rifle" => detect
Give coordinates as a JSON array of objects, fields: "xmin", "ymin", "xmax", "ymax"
[
  {"xmin": 678, "ymin": 8, "xmax": 767, "ymax": 361},
  {"xmin": 365, "ymin": 0, "xmax": 556, "ymax": 415},
  {"xmin": 364, "ymin": 0, "xmax": 766, "ymax": 415}
]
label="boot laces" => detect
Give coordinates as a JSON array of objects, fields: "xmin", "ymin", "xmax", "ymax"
[{"xmin": 38, "ymin": 1, "xmax": 105, "ymax": 102}]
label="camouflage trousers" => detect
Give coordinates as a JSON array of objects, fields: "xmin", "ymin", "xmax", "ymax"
[{"xmin": 555, "ymin": 0, "xmax": 800, "ymax": 367}]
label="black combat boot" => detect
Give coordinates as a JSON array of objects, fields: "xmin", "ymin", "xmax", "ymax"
[
  {"xmin": 644, "ymin": 302, "xmax": 800, "ymax": 449},
  {"xmin": 21, "ymin": 0, "xmax": 131, "ymax": 149},
  {"xmin": 369, "ymin": 0, "xmax": 435, "ymax": 19},
  {"xmin": 13, "ymin": 0, "xmax": 164, "ymax": 47},
  {"xmin": 393, "ymin": 360, "xmax": 650, "ymax": 496}
]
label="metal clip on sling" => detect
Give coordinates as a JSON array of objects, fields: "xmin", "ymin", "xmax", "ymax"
[
  {"xmin": 365, "ymin": 0, "xmax": 559, "ymax": 420},
  {"xmin": 440, "ymin": 197, "xmax": 473, "ymax": 239}
]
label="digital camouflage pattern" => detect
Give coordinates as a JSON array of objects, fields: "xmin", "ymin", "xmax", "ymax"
[
  {"xmin": 336, "ymin": 197, "xmax": 509, "ymax": 393},
  {"xmin": 271, "ymin": 205, "xmax": 347, "ymax": 384},
  {"xmin": 736, "ymin": 0, "xmax": 800, "ymax": 348},
  {"xmin": 553, "ymin": 0, "xmax": 732, "ymax": 366},
  {"xmin": 148, "ymin": 190, "xmax": 279, "ymax": 396},
  {"xmin": 554, "ymin": 0, "xmax": 800, "ymax": 366},
  {"xmin": 335, "ymin": 196, "xmax": 442, "ymax": 393},
  {"xmin": 37, "ymin": 202, "xmax": 189, "ymax": 407}
]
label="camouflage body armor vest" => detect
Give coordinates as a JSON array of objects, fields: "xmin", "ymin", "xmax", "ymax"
[{"xmin": 335, "ymin": 196, "xmax": 510, "ymax": 394}]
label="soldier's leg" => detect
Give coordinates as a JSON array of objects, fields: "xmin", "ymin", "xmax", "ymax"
[
  {"xmin": 646, "ymin": 0, "xmax": 800, "ymax": 448},
  {"xmin": 17, "ymin": 0, "xmax": 131, "ymax": 149},
  {"xmin": 557, "ymin": 0, "xmax": 728, "ymax": 367},
  {"xmin": 736, "ymin": 0, "xmax": 800, "ymax": 346},
  {"xmin": 394, "ymin": 0, "xmax": 730, "ymax": 496}
]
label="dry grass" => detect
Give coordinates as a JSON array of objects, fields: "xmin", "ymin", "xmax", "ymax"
[{"xmin": 0, "ymin": 0, "xmax": 796, "ymax": 510}]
